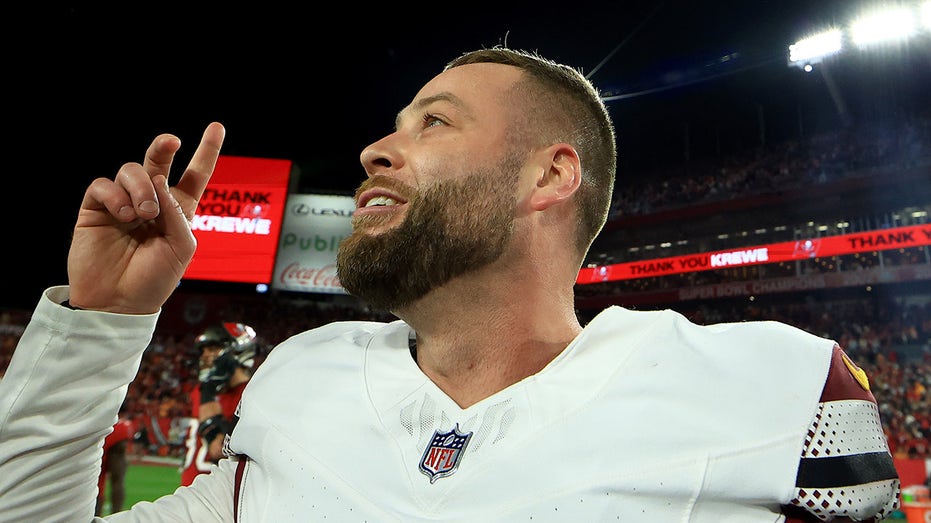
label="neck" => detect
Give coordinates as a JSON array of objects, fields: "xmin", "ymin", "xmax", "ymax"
[{"xmin": 396, "ymin": 268, "xmax": 582, "ymax": 408}]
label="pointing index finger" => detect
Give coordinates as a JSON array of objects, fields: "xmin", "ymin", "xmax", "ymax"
[{"xmin": 172, "ymin": 122, "xmax": 227, "ymax": 220}]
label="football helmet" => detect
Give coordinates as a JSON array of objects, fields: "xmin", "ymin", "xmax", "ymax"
[{"xmin": 194, "ymin": 322, "xmax": 258, "ymax": 370}]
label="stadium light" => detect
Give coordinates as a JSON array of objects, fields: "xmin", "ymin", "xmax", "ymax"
[
  {"xmin": 788, "ymin": 29, "xmax": 843, "ymax": 70},
  {"xmin": 787, "ymin": 2, "xmax": 931, "ymax": 71},
  {"xmin": 850, "ymin": 6, "xmax": 917, "ymax": 48}
]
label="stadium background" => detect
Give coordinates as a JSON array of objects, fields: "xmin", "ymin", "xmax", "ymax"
[{"xmin": 1, "ymin": 2, "xmax": 929, "ymax": 520}]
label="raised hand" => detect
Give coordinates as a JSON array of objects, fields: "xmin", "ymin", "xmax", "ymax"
[{"xmin": 66, "ymin": 122, "xmax": 226, "ymax": 314}]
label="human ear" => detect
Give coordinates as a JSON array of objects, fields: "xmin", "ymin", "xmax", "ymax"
[{"xmin": 529, "ymin": 143, "xmax": 581, "ymax": 211}]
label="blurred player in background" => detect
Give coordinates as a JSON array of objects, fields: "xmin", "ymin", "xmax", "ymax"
[
  {"xmin": 179, "ymin": 322, "xmax": 259, "ymax": 487},
  {"xmin": 95, "ymin": 403, "xmax": 135, "ymax": 516}
]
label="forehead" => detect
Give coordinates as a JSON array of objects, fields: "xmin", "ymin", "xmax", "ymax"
[{"xmin": 401, "ymin": 62, "xmax": 524, "ymax": 122}]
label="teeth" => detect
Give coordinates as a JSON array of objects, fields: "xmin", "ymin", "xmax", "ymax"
[{"xmin": 365, "ymin": 196, "xmax": 398, "ymax": 207}]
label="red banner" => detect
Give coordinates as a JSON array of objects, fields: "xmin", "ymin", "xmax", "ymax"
[{"xmin": 578, "ymin": 224, "xmax": 931, "ymax": 284}]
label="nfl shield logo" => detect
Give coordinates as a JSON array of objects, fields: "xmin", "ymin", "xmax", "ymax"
[{"xmin": 419, "ymin": 424, "xmax": 472, "ymax": 484}]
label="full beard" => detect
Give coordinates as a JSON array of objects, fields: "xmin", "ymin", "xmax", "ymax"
[{"xmin": 336, "ymin": 160, "xmax": 520, "ymax": 312}]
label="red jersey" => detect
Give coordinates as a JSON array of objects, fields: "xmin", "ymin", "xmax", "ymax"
[
  {"xmin": 97, "ymin": 418, "xmax": 135, "ymax": 496},
  {"xmin": 179, "ymin": 382, "xmax": 247, "ymax": 486}
]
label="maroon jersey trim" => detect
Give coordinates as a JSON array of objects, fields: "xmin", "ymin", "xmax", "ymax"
[{"xmin": 820, "ymin": 344, "xmax": 876, "ymax": 403}]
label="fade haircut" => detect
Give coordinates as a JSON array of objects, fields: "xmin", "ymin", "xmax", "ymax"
[{"xmin": 445, "ymin": 46, "xmax": 617, "ymax": 258}]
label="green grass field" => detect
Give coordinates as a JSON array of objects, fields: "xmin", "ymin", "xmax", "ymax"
[
  {"xmin": 100, "ymin": 463, "xmax": 913, "ymax": 521},
  {"xmin": 98, "ymin": 462, "xmax": 180, "ymax": 516}
]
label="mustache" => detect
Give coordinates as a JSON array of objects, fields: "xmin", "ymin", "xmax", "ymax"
[{"xmin": 354, "ymin": 175, "xmax": 416, "ymax": 203}]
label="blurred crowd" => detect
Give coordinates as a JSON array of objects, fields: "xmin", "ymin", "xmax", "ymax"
[{"xmin": 610, "ymin": 110, "xmax": 930, "ymax": 219}]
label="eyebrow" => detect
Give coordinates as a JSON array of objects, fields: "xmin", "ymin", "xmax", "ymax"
[{"xmin": 394, "ymin": 92, "xmax": 470, "ymax": 131}]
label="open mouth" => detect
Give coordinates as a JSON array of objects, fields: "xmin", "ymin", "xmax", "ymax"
[
  {"xmin": 356, "ymin": 188, "xmax": 409, "ymax": 211},
  {"xmin": 363, "ymin": 195, "xmax": 400, "ymax": 207}
]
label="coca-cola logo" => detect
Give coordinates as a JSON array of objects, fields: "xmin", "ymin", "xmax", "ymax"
[{"xmin": 278, "ymin": 262, "xmax": 342, "ymax": 288}]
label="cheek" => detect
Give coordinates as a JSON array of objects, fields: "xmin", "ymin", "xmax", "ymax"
[{"xmin": 409, "ymin": 145, "xmax": 483, "ymax": 184}]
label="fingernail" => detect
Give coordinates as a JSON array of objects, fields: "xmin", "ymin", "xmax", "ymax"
[{"xmin": 139, "ymin": 200, "xmax": 158, "ymax": 213}]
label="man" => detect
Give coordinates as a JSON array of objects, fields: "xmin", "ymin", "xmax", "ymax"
[
  {"xmin": 95, "ymin": 406, "xmax": 135, "ymax": 516},
  {"xmin": 179, "ymin": 322, "xmax": 258, "ymax": 486},
  {"xmin": 0, "ymin": 47, "xmax": 901, "ymax": 521},
  {"xmin": 141, "ymin": 391, "xmax": 177, "ymax": 456}
]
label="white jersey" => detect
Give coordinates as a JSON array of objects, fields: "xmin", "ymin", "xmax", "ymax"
[{"xmin": 0, "ymin": 286, "xmax": 900, "ymax": 522}]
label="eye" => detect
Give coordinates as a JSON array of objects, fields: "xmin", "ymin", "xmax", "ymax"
[{"xmin": 421, "ymin": 112, "xmax": 446, "ymax": 128}]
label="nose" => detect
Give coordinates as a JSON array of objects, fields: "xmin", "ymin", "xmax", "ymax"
[{"xmin": 360, "ymin": 132, "xmax": 403, "ymax": 178}]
